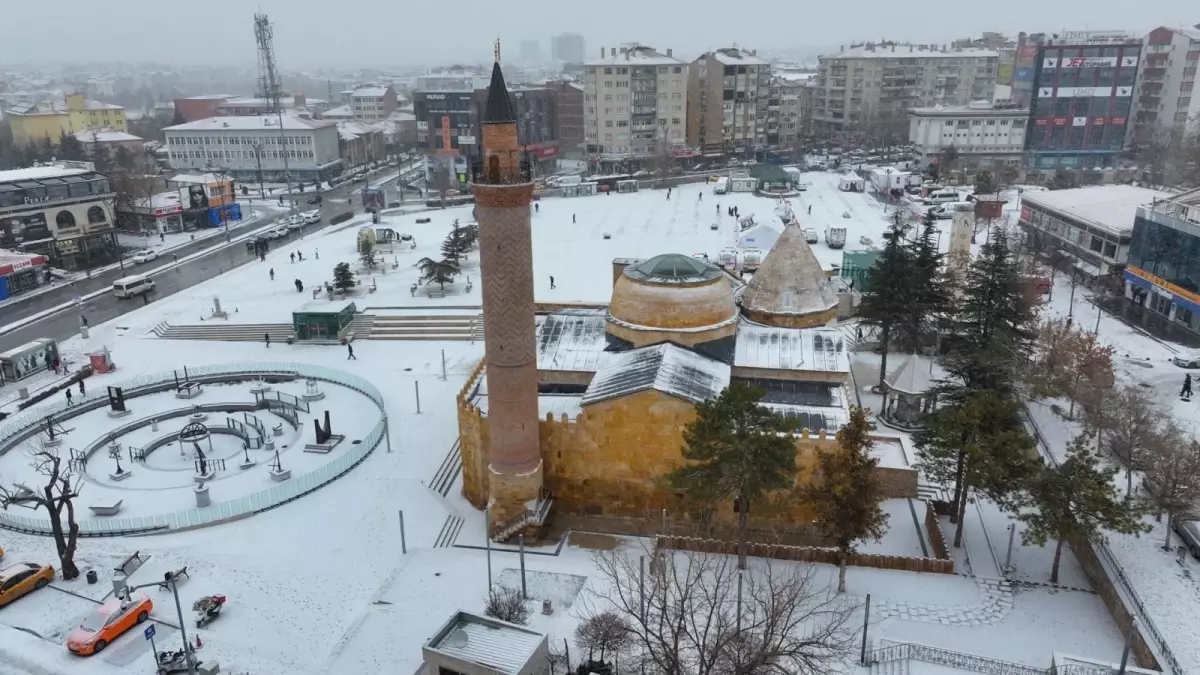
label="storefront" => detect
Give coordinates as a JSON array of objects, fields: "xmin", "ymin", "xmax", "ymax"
[{"xmin": 0, "ymin": 252, "xmax": 48, "ymax": 301}]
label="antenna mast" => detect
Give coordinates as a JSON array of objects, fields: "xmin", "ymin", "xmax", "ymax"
[{"xmin": 254, "ymin": 13, "xmax": 281, "ymax": 114}]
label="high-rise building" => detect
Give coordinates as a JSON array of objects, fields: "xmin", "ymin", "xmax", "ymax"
[
  {"xmin": 1022, "ymin": 30, "xmax": 1142, "ymax": 171},
  {"xmin": 470, "ymin": 59, "xmax": 545, "ymax": 540},
  {"xmin": 582, "ymin": 45, "xmax": 688, "ymax": 171},
  {"xmin": 551, "ymin": 33, "xmax": 586, "ymax": 64},
  {"xmin": 812, "ymin": 42, "xmax": 998, "ymax": 138},
  {"xmin": 1133, "ymin": 26, "xmax": 1200, "ymax": 142},
  {"xmin": 686, "ymin": 47, "xmax": 771, "ymax": 159},
  {"xmin": 520, "ymin": 40, "xmax": 541, "ymax": 64}
]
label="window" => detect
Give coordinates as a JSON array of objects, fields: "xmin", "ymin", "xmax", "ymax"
[
  {"xmin": 604, "ymin": 94, "xmax": 612, "ymax": 101},
  {"xmin": 55, "ymin": 210, "xmax": 76, "ymax": 229},
  {"xmin": 604, "ymin": 68, "xmax": 613, "ymax": 74},
  {"xmin": 86, "ymin": 206, "xmax": 106, "ymax": 224},
  {"xmin": 604, "ymin": 81, "xmax": 613, "ymax": 88}
]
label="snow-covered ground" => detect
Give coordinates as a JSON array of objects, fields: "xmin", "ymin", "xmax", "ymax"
[{"xmin": 0, "ymin": 175, "xmax": 1130, "ymax": 675}]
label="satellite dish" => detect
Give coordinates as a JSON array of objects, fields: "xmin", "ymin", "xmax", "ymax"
[{"xmin": 445, "ymin": 629, "xmax": 469, "ymax": 648}]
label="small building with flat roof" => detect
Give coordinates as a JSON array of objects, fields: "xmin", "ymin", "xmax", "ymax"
[{"xmin": 421, "ymin": 611, "xmax": 549, "ymax": 675}]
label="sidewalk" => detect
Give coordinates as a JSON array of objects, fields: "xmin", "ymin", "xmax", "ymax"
[{"xmin": 0, "ymin": 207, "xmax": 276, "ymax": 313}]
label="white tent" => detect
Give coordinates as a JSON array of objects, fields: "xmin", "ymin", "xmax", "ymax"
[
  {"xmin": 839, "ymin": 176, "xmax": 866, "ymax": 192},
  {"xmin": 737, "ymin": 221, "xmax": 782, "ymax": 251}
]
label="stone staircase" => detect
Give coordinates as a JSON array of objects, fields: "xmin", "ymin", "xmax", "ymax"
[
  {"xmin": 151, "ymin": 321, "xmax": 294, "ymax": 342},
  {"xmin": 917, "ymin": 480, "xmax": 951, "ymax": 504},
  {"xmin": 357, "ymin": 313, "xmax": 484, "ymax": 341},
  {"xmin": 870, "ymin": 659, "xmax": 910, "ymax": 675}
]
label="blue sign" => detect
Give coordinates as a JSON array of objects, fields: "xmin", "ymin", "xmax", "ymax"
[{"xmin": 144, "ymin": 624, "xmax": 156, "ymax": 641}]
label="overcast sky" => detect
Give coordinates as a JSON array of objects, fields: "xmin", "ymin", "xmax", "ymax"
[{"xmin": 2, "ymin": 0, "xmax": 1197, "ymax": 69}]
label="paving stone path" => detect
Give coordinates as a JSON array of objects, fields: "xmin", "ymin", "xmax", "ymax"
[{"xmin": 872, "ymin": 578, "xmax": 1013, "ymax": 626}]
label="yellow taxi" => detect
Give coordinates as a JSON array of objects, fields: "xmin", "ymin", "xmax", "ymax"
[{"xmin": 0, "ymin": 562, "xmax": 55, "ymax": 607}]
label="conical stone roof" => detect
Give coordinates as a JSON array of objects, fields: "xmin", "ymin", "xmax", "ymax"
[{"xmin": 738, "ymin": 222, "xmax": 838, "ymax": 327}]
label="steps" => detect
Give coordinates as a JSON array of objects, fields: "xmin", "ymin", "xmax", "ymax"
[
  {"xmin": 359, "ymin": 313, "xmax": 484, "ymax": 341},
  {"xmin": 870, "ymin": 659, "xmax": 910, "ymax": 675},
  {"xmin": 429, "ymin": 440, "xmax": 463, "ymax": 498},
  {"xmin": 152, "ymin": 321, "xmax": 294, "ymax": 342},
  {"xmin": 917, "ymin": 481, "xmax": 951, "ymax": 503},
  {"xmin": 346, "ymin": 314, "xmax": 376, "ymax": 339}
]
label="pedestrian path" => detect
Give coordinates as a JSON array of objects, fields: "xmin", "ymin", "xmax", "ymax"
[{"xmin": 873, "ymin": 577, "xmax": 1013, "ymax": 626}]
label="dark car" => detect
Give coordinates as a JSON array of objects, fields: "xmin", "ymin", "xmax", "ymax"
[
  {"xmin": 244, "ymin": 235, "xmax": 269, "ymax": 251},
  {"xmin": 306, "ymin": 195, "xmax": 322, "ymax": 205}
]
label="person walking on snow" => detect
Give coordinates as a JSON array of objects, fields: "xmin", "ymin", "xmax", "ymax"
[
  {"xmin": 666, "ymin": 188, "xmax": 672, "ymax": 201},
  {"xmin": 264, "ymin": 333, "xmax": 271, "ymax": 348},
  {"xmin": 572, "ymin": 214, "xmax": 576, "ymax": 224},
  {"xmin": 534, "ymin": 203, "xmax": 539, "ymax": 213},
  {"xmin": 65, "ymin": 389, "xmax": 73, "ymax": 406},
  {"xmin": 290, "ymin": 252, "xmax": 295, "ymax": 263},
  {"xmin": 698, "ymin": 192, "xmax": 703, "ymax": 202},
  {"xmin": 550, "ymin": 275, "xmax": 556, "ymax": 289},
  {"xmin": 347, "ymin": 342, "xmax": 356, "ymax": 360},
  {"xmin": 808, "ymin": 205, "xmax": 812, "ymax": 215},
  {"xmin": 315, "ymin": 249, "xmax": 319, "ymax": 260},
  {"xmin": 78, "ymin": 380, "xmax": 85, "ymax": 396},
  {"xmin": 269, "ymin": 268, "xmax": 275, "ymax": 281},
  {"xmin": 1183, "ymin": 373, "xmax": 1193, "ymax": 399}
]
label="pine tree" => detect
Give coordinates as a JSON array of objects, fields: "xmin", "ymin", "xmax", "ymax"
[
  {"xmin": 915, "ymin": 389, "xmax": 1035, "ymax": 547},
  {"xmin": 858, "ymin": 215, "xmax": 913, "ymax": 390},
  {"xmin": 895, "ymin": 211, "xmax": 950, "ymax": 351},
  {"xmin": 802, "ymin": 406, "xmax": 889, "ymax": 592},
  {"xmin": 667, "ymin": 381, "xmax": 795, "ymax": 570},
  {"xmin": 1020, "ymin": 434, "xmax": 1149, "ymax": 583},
  {"xmin": 416, "ymin": 257, "xmax": 459, "ymax": 290},
  {"xmin": 441, "ymin": 225, "xmax": 469, "ymax": 263},
  {"xmin": 359, "ymin": 239, "xmax": 377, "ymax": 270},
  {"xmin": 332, "ymin": 262, "xmax": 356, "ymax": 291},
  {"xmin": 973, "ymin": 170, "xmax": 997, "ymax": 196},
  {"xmin": 57, "ymin": 130, "xmax": 86, "ymax": 161},
  {"xmin": 114, "ymin": 145, "xmax": 135, "ymax": 171}
]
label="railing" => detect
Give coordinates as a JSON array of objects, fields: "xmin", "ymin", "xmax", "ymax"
[
  {"xmin": 468, "ymin": 154, "xmax": 535, "ymax": 185},
  {"xmin": 493, "ymin": 488, "xmax": 553, "ymax": 541},
  {"xmin": 0, "ymin": 362, "xmax": 387, "ymax": 537},
  {"xmin": 869, "ymin": 642, "xmax": 1057, "ymax": 675},
  {"xmin": 1023, "ymin": 408, "xmax": 1181, "ymax": 675}
]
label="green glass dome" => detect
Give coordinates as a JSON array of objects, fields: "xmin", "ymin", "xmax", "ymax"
[{"xmin": 624, "ymin": 253, "xmax": 720, "ymax": 283}]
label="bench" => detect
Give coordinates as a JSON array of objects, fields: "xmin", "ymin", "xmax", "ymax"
[
  {"xmin": 158, "ymin": 566, "xmax": 190, "ymax": 590},
  {"xmin": 112, "ymin": 550, "xmax": 144, "ymax": 578},
  {"xmin": 176, "ymin": 382, "xmax": 202, "ymax": 399},
  {"xmin": 90, "ymin": 500, "xmax": 124, "ymax": 517}
]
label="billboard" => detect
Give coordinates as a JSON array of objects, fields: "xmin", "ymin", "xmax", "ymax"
[
  {"xmin": 186, "ymin": 185, "xmax": 209, "ymax": 210},
  {"xmin": 362, "ymin": 188, "xmax": 386, "ymax": 212}
]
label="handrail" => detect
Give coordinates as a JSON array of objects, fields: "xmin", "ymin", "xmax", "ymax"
[{"xmin": 869, "ymin": 642, "xmax": 1103, "ymax": 675}]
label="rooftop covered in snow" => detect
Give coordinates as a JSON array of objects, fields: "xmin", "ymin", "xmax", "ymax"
[
  {"xmin": 825, "ymin": 45, "xmax": 999, "ymax": 59},
  {"xmin": 734, "ymin": 323, "xmax": 849, "ymax": 374},
  {"xmin": 582, "ymin": 343, "xmax": 730, "ymax": 407},
  {"xmin": 536, "ymin": 310, "xmax": 611, "ymax": 373},
  {"xmin": 424, "ymin": 610, "xmax": 547, "ymax": 675},
  {"xmin": 1020, "ymin": 185, "xmax": 1171, "ymax": 236},
  {"xmin": 584, "ymin": 45, "xmax": 684, "ymax": 67},
  {"xmin": 163, "ymin": 115, "xmax": 335, "ymax": 132}
]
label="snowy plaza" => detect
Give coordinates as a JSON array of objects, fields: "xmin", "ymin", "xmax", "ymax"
[{"xmin": 0, "ymin": 173, "xmax": 1178, "ymax": 675}]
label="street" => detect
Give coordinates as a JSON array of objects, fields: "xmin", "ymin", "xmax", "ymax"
[{"xmin": 0, "ymin": 167, "xmax": 409, "ymax": 353}]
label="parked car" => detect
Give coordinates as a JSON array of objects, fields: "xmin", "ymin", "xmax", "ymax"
[
  {"xmin": 306, "ymin": 195, "xmax": 322, "ymax": 205},
  {"xmin": 67, "ymin": 593, "xmax": 153, "ymax": 654},
  {"xmin": 130, "ymin": 249, "xmax": 158, "ymax": 264},
  {"xmin": 302, "ymin": 210, "xmax": 322, "ymax": 224},
  {"xmin": 244, "ymin": 235, "xmax": 268, "ymax": 251},
  {"xmin": 267, "ymin": 226, "xmax": 289, "ymax": 239},
  {"xmin": 0, "ymin": 562, "xmax": 55, "ymax": 607},
  {"xmin": 1173, "ymin": 353, "xmax": 1200, "ymax": 369}
]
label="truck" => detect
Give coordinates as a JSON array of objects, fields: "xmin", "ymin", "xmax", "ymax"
[
  {"xmin": 867, "ymin": 168, "xmax": 908, "ymax": 194},
  {"xmin": 825, "ymin": 227, "xmax": 847, "ymax": 249}
]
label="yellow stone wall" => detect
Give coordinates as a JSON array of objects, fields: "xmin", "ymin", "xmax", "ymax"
[{"xmin": 741, "ymin": 305, "xmax": 839, "ymax": 329}]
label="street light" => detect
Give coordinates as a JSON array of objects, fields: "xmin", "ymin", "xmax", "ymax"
[{"xmin": 114, "ymin": 571, "xmax": 198, "ymax": 675}]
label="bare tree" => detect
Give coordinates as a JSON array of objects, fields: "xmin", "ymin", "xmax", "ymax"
[
  {"xmin": 575, "ymin": 611, "xmax": 634, "ymax": 665},
  {"xmin": 1102, "ymin": 384, "xmax": 1164, "ymax": 495},
  {"xmin": 585, "ymin": 543, "xmax": 858, "ymax": 675},
  {"xmin": 0, "ymin": 447, "xmax": 83, "ymax": 579},
  {"xmin": 1141, "ymin": 421, "xmax": 1200, "ymax": 550},
  {"xmin": 483, "ymin": 586, "xmax": 531, "ymax": 625}
]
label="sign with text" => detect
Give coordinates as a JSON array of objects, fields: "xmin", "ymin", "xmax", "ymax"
[
  {"xmin": 1044, "ymin": 56, "xmax": 1117, "ymax": 68},
  {"xmin": 1049, "ymin": 86, "xmax": 1115, "ymax": 98}
]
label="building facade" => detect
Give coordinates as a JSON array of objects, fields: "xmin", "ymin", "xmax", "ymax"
[
  {"xmin": 551, "ymin": 33, "xmax": 586, "ymax": 64},
  {"xmin": 1018, "ymin": 185, "xmax": 1169, "ymax": 280},
  {"xmin": 772, "ymin": 74, "xmax": 813, "ymax": 155},
  {"xmin": 687, "ymin": 48, "xmax": 771, "ymax": 159},
  {"xmin": 583, "ymin": 45, "xmax": 688, "ymax": 171},
  {"xmin": 1124, "ymin": 187, "xmax": 1200, "ymax": 336},
  {"xmin": 5, "ymin": 93, "xmax": 127, "ymax": 146},
  {"xmin": 813, "ymin": 43, "xmax": 998, "ymax": 137},
  {"xmin": 1023, "ymin": 31, "xmax": 1143, "ymax": 170},
  {"xmin": 340, "ymin": 86, "xmax": 398, "ymax": 122},
  {"xmin": 0, "ymin": 162, "xmax": 117, "ymax": 270},
  {"xmin": 413, "ymin": 86, "xmax": 560, "ymax": 176},
  {"xmin": 546, "ymin": 81, "xmax": 585, "ymax": 158},
  {"xmin": 163, "ymin": 116, "xmax": 343, "ymax": 183},
  {"xmin": 1133, "ymin": 26, "xmax": 1200, "ymax": 142},
  {"xmin": 908, "ymin": 102, "xmax": 1029, "ymax": 169}
]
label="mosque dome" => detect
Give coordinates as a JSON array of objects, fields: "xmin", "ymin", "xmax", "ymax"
[
  {"xmin": 607, "ymin": 254, "xmax": 738, "ymax": 347},
  {"xmin": 738, "ymin": 223, "xmax": 839, "ymax": 328}
]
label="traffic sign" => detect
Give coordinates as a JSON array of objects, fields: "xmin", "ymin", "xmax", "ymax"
[{"xmin": 144, "ymin": 624, "xmax": 156, "ymax": 641}]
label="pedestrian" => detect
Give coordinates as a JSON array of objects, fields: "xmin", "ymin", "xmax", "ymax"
[
  {"xmin": 572, "ymin": 214, "xmax": 576, "ymax": 224},
  {"xmin": 347, "ymin": 342, "xmax": 356, "ymax": 360},
  {"xmin": 80, "ymin": 314, "xmax": 88, "ymax": 328},
  {"xmin": 173, "ymin": 253, "xmax": 178, "ymax": 263},
  {"xmin": 698, "ymin": 192, "xmax": 703, "ymax": 201},
  {"xmin": 65, "ymin": 389, "xmax": 73, "ymax": 406},
  {"xmin": 298, "ymin": 251, "xmax": 304, "ymax": 261},
  {"xmin": 265, "ymin": 333, "xmax": 271, "ymax": 348},
  {"xmin": 808, "ymin": 205, "xmax": 812, "ymax": 215},
  {"xmin": 550, "ymin": 275, "xmax": 556, "ymax": 289},
  {"xmin": 856, "ymin": 326, "xmax": 863, "ymax": 342},
  {"xmin": 295, "ymin": 279, "xmax": 303, "ymax": 292},
  {"xmin": 716, "ymin": 204, "xmax": 720, "ymax": 214},
  {"xmin": 535, "ymin": 203, "xmax": 539, "ymax": 213},
  {"xmin": 78, "ymin": 380, "xmax": 85, "ymax": 396},
  {"xmin": 143, "ymin": 293, "xmax": 150, "ymax": 305},
  {"xmin": 315, "ymin": 249, "xmax": 319, "ymax": 260},
  {"xmin": 290, "ymin": 252, "xmax": 295, "ymax": 263},
  {"xmin": 1183, "ymin": 373, "xmax": 1193, "ymax": 399},
  {"xmin": 269, "ymin": 268, "xmax": 275, "ymax": 281}
]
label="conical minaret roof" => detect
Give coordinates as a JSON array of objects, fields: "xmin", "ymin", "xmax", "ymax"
[
  {"xmin": 484, "ymin": 62, "xmax": 515, "ymax": 124},
  {"xmin": 738, "ymin": 221, "xmax": 838, "ymax": 324}
]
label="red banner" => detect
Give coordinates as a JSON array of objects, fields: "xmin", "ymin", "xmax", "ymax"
[
  {"xmin": 1053, "ymin": 117, "xmax": 1069, "ymax": 126},
  {"xmin": 1021, "ymin": 206, "xmax": 1032, "ymax": 221},
  {"xmin": 1091, "ymin": 117, "xmax": 1107, "ymax": 125},
  {"xmin": 1112, "ymin": 116, "xmax": 1127, "ymax": 125},
  {"xmin": 1035, "ymin": 118, "xmax": 1050, "ymax": 126}
]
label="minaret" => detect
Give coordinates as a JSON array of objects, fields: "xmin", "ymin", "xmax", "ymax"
[{"xmin": 471, "ymin": 46, "xmax": 543, "ymax": 539}]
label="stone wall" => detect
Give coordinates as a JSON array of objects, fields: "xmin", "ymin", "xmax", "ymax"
[
  {"xmin": 925, "ymin": 502, "xmax": 949, "ymax": 561},
  {"xmin": 1068, "ymin": 536, "xmax": 1160, "ymax": 670},
  {"xmin": 657, "ymin": 535, "xmax": 955, "ymax": 575},
  {"xmin": 876, "ymin": 466, "xmax": 919, "ymax": 500}
]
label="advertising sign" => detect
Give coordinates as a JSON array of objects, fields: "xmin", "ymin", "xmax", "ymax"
[
  {"xmin": 1044, "ymin": 86, "xmax": 1115, "ymax": 98},
  {"xmin": 186, "ymin": 185, "xmax": 209, "ymax": 210},
  {"xmin": 1072, "ymin": 117, "xmax": 1088, "ymax": 126},
  {"xmin": 362, "ymin": 188, "xmax": 386, "ymax": 212},
  {"xmin": 440, "ymin": 116, "xmax": 452, "ymax": 150},
  {"xmin": 458, "ymin": 135, "xmax": 476, "ymax": 145},
  {"xmin": 1044, "ymin": 57, "xmax": 1117, "ymax": 68}
]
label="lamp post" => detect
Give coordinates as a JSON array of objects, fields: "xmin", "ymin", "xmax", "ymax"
[{"xmin": 117, "ymin": 571, "xmax": 198, "ymax": 675}]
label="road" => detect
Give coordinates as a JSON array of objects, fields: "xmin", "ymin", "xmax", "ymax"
[{"xmin": 0, "ymin": 168, "xmax": 410, "ymax": 354}]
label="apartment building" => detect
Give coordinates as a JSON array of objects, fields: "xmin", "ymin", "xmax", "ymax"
[
  {"xmin": 0, "ymin": 161, "xmax": 117, "ymax": 270},
  {"xmin": 813, "ymin": 43, "xmax": 998, "ymax": 137},
  {"xmin": 583, "ymin": 45, "xmax": 688, "ymax": 171},
  {"xmin": 551, "ymin": 33, "xmax": 586, "ymax": 64},
  {"xmin": 772, "ymin": 73, "xmax": 814, "ymax": 152},
  {"xmin": 341, "ymin": 85, "xmax": 398, "ymax": 122},
  {"xmin": 5, "ymin": 93, "xmax": 127, "ymax": 146},
  {"xmin": 687, "ymin": 48, "xmax": 771, "ymax": 159},
  {"xmin": 412, "ymin": 85, "xmax": 561, "ymax": 172},
  {"xmin": 908, "ymin": 101, "xmax": 1029, "ymax": 169},
  {"xmin": 163, "ymin": 115, "xmax": 342, "ymax": 183},
  {"xmin": 1133, "ymin": 26, "xmax": 1200, "ymax": 141}
]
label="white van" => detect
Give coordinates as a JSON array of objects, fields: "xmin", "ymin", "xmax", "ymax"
[
  {"xmin": 924, "ymin": 189, "xmax": 959, "ymax": 205},
  {"xmin": 112, "ymin": 274, "xmax": 156, "ymax": 299},
  {"xmin": 713, "ymin": 177, "xmax": 729, "ymax": 195}
]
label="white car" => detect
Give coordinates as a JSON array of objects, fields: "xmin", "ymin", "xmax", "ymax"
[
  {"xmin": 302, "ymin": 210, "xmax": 321, "ymax": 224},
  {"xmin": 268, "ymin": 226, "xmax": 289, "ymax": 239},
  {"xmin": 130, "ymin": 249, "xmax": 158, "ymax": 264},
  {"xmin": 285, "ymin": 216, "xmax": 305, "ymax": 231},
  {"xmin": 1173, "ymin": 353, "xmax": 1200, "ymax": 369}
]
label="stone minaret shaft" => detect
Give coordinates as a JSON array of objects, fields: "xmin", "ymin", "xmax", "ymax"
[{"xmin": 471, "ymin": 60, "xmax": 542, "ymax": 536}]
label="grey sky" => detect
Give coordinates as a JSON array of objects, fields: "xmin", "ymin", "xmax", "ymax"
[{"xmin": 1, "ymin": 0, "xmax": 1196, "ymax": 68}]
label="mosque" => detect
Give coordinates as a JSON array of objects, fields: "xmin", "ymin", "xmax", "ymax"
[{"xmin": 457, "ymin": 55, "xmax": 916, "ymax": 541}]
